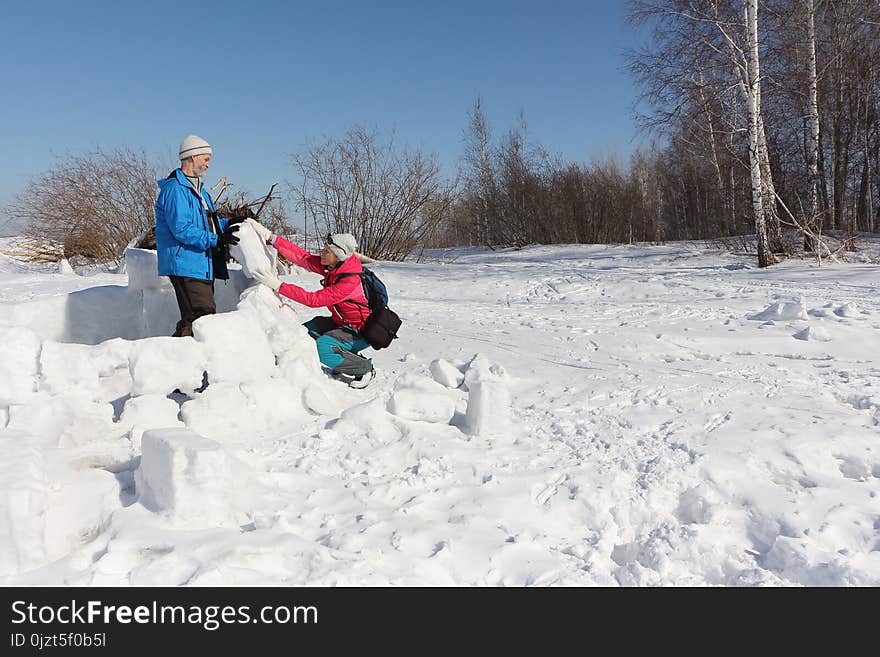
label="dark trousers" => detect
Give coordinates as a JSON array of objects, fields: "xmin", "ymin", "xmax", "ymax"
[{"xmin": 170, "ymin": 276, "xmax": 216, "ymax": 337}]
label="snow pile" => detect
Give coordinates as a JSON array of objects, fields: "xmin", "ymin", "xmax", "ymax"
[{"xmin": 748, "ymin": 298, "xmax": 808, "ymax": 321}]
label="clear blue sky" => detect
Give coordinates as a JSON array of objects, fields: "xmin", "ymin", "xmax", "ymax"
[{"xmin": 1, "ymin": 0, "xmax": 644, "ymax": 225}]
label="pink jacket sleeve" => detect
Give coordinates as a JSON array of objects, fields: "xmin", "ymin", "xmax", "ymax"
[
  {"xmin": 272, "ymin": 235, "xmax": 324, "ymax": 275},
  {"xmin": 277, "ymin": 276, "xmax": 362, "ymax": 309}
]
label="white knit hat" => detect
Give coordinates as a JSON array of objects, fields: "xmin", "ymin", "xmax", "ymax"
[
  {"xmin": 179, "ymin": 134, "xmax": 212, "ymax": 160},
  {"xmin": 326, "ymin": 233, "xmax": 358, "ymax": 261}
]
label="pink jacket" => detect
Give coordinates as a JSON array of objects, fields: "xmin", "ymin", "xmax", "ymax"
[{"xmin": 272, "ymin": 236, "xmax": 370, "ymax": 330}]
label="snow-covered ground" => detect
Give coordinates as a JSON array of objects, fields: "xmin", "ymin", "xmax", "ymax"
[{"xmin": 0, "ymin": 237, "xmax": 878, "ymax": 586}]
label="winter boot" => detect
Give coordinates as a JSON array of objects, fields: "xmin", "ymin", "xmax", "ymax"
[{"xmin": 349, "ymin": 366, "xmax": 375, "ymax": 389}]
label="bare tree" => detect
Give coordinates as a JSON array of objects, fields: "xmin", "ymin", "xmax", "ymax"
[
  {"xmin": 744, "ymin": 0, "xmax": 776, "ymax": 266},
  {"xmin": 8, "ymin": 147, "xmax": 164, "ymax": 266},
  {"xmin": 804, "ymin": 0, "xmax": 823, "ymax": 250},
  {"xmin": 291, "ymin": 126, "xmax": 458, "ymax": 261},
  {"xmin": 462, "ymin": 97, "xmax": 497, "ymax": 246}
]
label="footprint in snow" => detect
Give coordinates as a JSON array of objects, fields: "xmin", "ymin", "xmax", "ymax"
[{"xmin": 531, "ymin": 474, "xmax": 567, "ymax": 506}]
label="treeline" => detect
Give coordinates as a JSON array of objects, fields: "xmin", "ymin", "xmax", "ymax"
[
  {"xmin": 625, "ymin": 0, "xmax": 880, "ymax": 262},
  {"xmin": 437, "ymin": 1, "xmax": 880, "ymax": 261},
  {"xmin": 433, "ymin": 101, "xmax": 761, "ymax": 249}
]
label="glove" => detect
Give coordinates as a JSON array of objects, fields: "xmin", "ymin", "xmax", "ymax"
[
  {"xmin": 252, "ymin": 268, "xmax": 281, "ymax": 292},
  {"xmin": 246, "ymin": 218, "xmax": 273, "ymax": 243},
  {"xmin": 217, "ymin": 223, "xmax": 240, "ymax": 248}
]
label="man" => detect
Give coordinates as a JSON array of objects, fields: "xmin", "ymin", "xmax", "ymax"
[
  {"xmin": 246, "ymin": 219, "xmax": 376, "ymax": 388},
  {"xmin": 155, "ymin": 135, "xmax": 243, "ymax": 337}
]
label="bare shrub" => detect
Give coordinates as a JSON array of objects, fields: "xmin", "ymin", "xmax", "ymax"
[
  {"xmin": 10, "ymin": 147, "xmax": 163, "ymax": 266},
  {"xmin": 292, "ymin": 126, "xmax": 458, "ymax": 261}
]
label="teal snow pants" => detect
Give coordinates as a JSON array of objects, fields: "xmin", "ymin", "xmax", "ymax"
[{"xmin": 304, "ymin": 316, "xmax": 372, "ymax": 377}]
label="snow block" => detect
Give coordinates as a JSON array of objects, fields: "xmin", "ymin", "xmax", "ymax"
[
  {"xmin": 465, "ymin": 379, "xmax": 512, "ymax": 438},
  {"xmin": 463, "ymin": 353, "xmax": 508, "ymax": 391},
  {"xmin": 45, "ymin": 469, "xmax": 122, "ymax": 560},
  {"xmin": 0, "ymin": 327, "xmax": 41, "ymax": 405},
  {"xmin": 135, "ymin": 428, "xmax": 238, "ymax": 527},
  {"xmin": 119, "ymin": 394, "xmax": 185, "ymax": 452},
  {"xmin": 834, "ymin": 302, "xmax": 860, "ymax": 318},
  {"xmin": 430, "ymin": 358, "xmax": 465, "ymax": 389},
  {"xmin": 91, "ymin": 338, "xmax": 134, "ymax": 376},
  {"xmin": 7, "ymin": 392, "xmax": 117, "ymax": 449},
  {"xmin": 124, "ymin": 247, "xmax": 167, "ymax": 292},
  {"xmin": 140, "ymin": 286, "xmax": 179, "ymax": 339},
  {"xmin": 180, "ymin": 379, "xmax": 308, "ymax": 442},
  {"xmin": 40, "ymin": 341, "xmax": 101, "ymax": 400},
  {"xmin": 129, "ymin": 336, "xmax": 207, "ymax": 396},
  {"xmin": 793, "ymin": 326, "xmax": 832, "ymax": 342},
  {"xmin": 387, "ymin": 375, "xmax": 455, "ymax": 424},
  {"xmin": 0, "ymin": 435, "xmax": 48, "ymax": 576},
  {"xmin": 193, "ymin": 311, "xmax": 275, "ymax": 385},
  {"xmin": 235, "ymin": 286, "xmax": 319, "ymax": 369},
  {"xmin": 229, "ymin": 221, "xmax": 276, "ymax": 278},
  {"xmin": 213, "ymin": 270, "xmax": 252, "ymax": 313}
]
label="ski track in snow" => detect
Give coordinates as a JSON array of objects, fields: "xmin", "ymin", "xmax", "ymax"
[{"xmin": 1, "ymin": 238, "xmax": 879, "ymax": 586}]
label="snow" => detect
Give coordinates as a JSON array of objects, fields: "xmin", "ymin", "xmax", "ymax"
[
  {"xmin": 135, "ymin": 428, "xmax": 242, "ymax": 528},
  {"xmin": 1, "ymin": 235, "xmax": 879, "ymax": 586},
  {"xmin": 0, "ymin": 434, "xmax": 48, "ymax": 576},
  {"xmin": 192, "ymin": 311, "xmax": 275, "ymax": 385},
  {"xmin": 430, "ymin": 358, "xmax": 465, "ymax": 388},
  {"xmin": 129, "ymin": 336, "xmax": 206, "ymax": 396},
  {"xmin": 119, "ymin": 394, "xmax": 185, "ymax": 452},
  {"xmin": 748, "ymin": 299, "xmax": 809, "ymax": 321},
  {"xmin": 387, "ymin": 374, "xmax": 456, "ymax": 423},
  {"xmin": 229, "ymin": 221, "xmax": 276, "ymax": 278},
  {"xmin": 464, "ymin": 379, "xmax": 512, "ymax": 438},
  {"xmin": 0, "ymin": 327, "xmax": 40, "ymax": 403}
]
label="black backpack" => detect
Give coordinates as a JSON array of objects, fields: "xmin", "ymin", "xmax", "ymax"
[{"xmin": 335, "ymin": 268, "xmax": 402, "ymax": 350}]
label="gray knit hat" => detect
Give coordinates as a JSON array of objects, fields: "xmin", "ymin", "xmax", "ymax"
[
  {"xmin": 325, "ymin": 233, "xmax": 358, "ymax": 261},
  {"xmin": 179, "ymin": 134, "xmax": 212, "ymax": 160}
]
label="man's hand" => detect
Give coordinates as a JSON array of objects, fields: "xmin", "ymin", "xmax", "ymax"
[
  {"xmin": 252, "ymin": 268, "xmax": 281, "ymax": 292},
  {"xmin": 246, "ymin": 218, "xmax": 273, "ymax": 243},
  {"xmin": 218, "ymin": 223, "xmax": 241, "ymax": 248}
]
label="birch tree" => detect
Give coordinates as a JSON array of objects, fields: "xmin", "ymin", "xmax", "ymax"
[
  {"xmin": 804, "ymin": 0, "xmax": 822, "ymax": 251},
  {"xmin": 744, "ymin": 0, "xmax": 775, "ymax": 266}
]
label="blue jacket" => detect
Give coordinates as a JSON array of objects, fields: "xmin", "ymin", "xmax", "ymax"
[{"xmin": 155, "ymin": 169, "xmax": 230, "ymax": 280}]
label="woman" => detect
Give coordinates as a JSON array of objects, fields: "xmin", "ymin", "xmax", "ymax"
[{"xmin": 247, "ymin": 219, "xmax": 375, "ymax": 388}]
